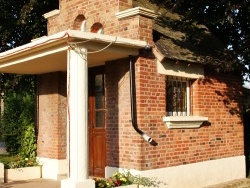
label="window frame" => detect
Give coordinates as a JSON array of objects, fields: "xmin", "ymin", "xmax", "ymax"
[{"xmin": 163, "ymin": 76, "xmax": 208, "ymax": 129}]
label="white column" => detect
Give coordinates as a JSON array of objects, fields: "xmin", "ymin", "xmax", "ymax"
[{"xmin": 61, "ymin": 48, "xmax": 95, "ymax": 188}]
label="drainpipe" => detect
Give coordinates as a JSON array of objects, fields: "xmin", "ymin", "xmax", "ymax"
[{"xmin": 129, "ymin": 55, "xmax": 158, "ymax": 146}]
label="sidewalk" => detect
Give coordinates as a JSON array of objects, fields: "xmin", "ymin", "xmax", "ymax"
[
  {"xmin": 1, "ymin": 178, "xmax": 250, "ymax": 188},
  {"xmin": 1, "ymin": 179, "xmax": 60, "ymax": 188},
  {"xmin": 203, "ymin": 178, "xmax": 250, "ymax": 188}
]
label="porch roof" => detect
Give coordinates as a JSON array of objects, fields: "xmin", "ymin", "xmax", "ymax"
[{"xmin": 0, "ymin": 30, "xmax": 147, "ymax": 74}]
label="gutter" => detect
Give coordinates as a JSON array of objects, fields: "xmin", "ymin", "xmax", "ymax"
[{"xmin": 129, "ymin": 55, "xmax": 158, "ymax": 146}]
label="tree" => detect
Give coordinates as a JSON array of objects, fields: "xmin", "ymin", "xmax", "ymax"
[
  {"xmin": 149, "ymin": 0, "xmax": 250, "ymax": 78},
  {"xmin": 0, "ymin": 0, "xmax": 58, "ymax": 52},
  {"xmin": 0, "ymin": 0, "xmax": 58, "ymax": 156},
  {"xmin": 1, "ymin": 87, "xmax": 35, "ymax": 156},
  {"xmin": 0, "ymin": 0, "xmax": 59, "ymax": 98}
]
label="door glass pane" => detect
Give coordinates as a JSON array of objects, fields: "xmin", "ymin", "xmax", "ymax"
[
  {"xmin": 95, "ymin": 111, "xmax": 103, "ymax": 127},
  {"xmin": 95, "ymin": 92, "xmax": 103, "ymax": 109},
  {"xmin": 95, "ymin": 74, "xmax": 103, "ymax": 92},
  {"xmin": 95, "ymin": 74, "xmax": 103, "ymax": 109}
]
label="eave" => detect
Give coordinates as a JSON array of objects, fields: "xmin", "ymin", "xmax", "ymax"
[{"xmin": 0, "ymin": 30, "xmax": 147, "ymax": 74}]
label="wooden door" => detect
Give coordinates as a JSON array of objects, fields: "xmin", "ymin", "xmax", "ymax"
[{"xmin": 89, "ymin": 66, "xmax": 106, "ymax": 177}]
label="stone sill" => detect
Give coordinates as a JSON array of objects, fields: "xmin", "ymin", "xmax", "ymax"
[
  {"xmin": 163, "ymin": 116, "xmax": 209, "ymax": 129},
  {"xmin": 43, "ymin": 9, "xmax": 60, "ymax": 19},
  {"xmin": 4, "ymin": 166, "xmax": 42, "ymax": 183}
]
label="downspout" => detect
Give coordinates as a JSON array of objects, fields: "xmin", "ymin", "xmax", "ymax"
[{"xmin": 129, "ymin": 55, "xmax": 158, "ymax": 146}]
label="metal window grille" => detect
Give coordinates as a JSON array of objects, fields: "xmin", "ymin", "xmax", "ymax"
[{"xmin": 166, "ymin": 77, "xmax": 190, "ymax": 116}]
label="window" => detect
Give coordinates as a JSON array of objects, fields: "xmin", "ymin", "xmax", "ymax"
[
  {"xmin": 163, "ymin": 76, "xmax": 208, "ymax": 129},
  {"xmin": 91, "ymin": 22, "xmax": 104, "ymax": 34},
  {"xmin": 166, "ymin": 77, "xmax": 190, "ymax": 116}
]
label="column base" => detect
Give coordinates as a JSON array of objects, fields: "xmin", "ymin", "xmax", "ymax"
[{"xmin": 61, "ymin": 178, "xmax": 95, "ymax": 188}]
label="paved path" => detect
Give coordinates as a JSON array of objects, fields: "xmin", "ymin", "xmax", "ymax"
[
  {"xmin": 1, "ymin": 178, "xmax": 250, "ymax": 188},
  {"xmin": 203, "ymin": 178, "xmax": 250, "ymax": 188},
  {"xmin": 0, "ymin": 179, "xmax": 60, "ymax": 188}
]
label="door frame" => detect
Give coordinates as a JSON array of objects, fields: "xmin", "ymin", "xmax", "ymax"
[{"xmin": 88, "ymin": 66, "xmax": 106, "ymax": 177}]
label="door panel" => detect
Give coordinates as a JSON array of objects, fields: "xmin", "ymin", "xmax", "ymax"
[
  {"xmin": 93, "ymin": 132, "xmax": 106, "ymax": 175},
  {"xmin": 89, "ymin": 66, "xmax": 106, "ymax": 177}
]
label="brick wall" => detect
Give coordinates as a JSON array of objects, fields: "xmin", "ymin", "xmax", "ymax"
[
  {"xmin": 42, "ymin": 0, "xmax": 244, "ymax": 172},
  {"xmin": 105, "ymin": 58, "xmax": 136, "ymax": 168},
  {"xmin": 47, "ymin": 0, "xmax": 133, "ymax": 36},
  {"xmin": 43, "ymin": 0, "xmax": 155, "ymax": 165},
  {"xmin": 37, "ymin": 72, "xmax": 67, "ymax": 159},
  {"xmin": 106, "ymin": 55, "xmax": 244, "ymax": 171},
  {"xmin": 46, "ymin": 0, "xmax": 154, "ymax": 43}
]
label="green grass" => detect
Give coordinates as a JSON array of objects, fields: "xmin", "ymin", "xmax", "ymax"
[{"xmin": 0, "ymin": 154, "xmax": 19, "ymax": 165}]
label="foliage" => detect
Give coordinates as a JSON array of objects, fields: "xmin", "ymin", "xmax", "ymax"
[
  {"xmin": 0, "ymin": 0, "xmax": 58, "ymax": 52},
  {"xmin": 0, "ymin": 73, "xmax": 35, "ymax": 96},
  {"xmin": 19, "ymin": 123, "xmax": 37, "ymax": 159},
  {"xmin": 0, "ymin": 154, "xmax": 39, "ymax": 169},
  {"xmin": 0, "ymin": 75, "xmax": 36, "ymax": 158},
  {"xmin": 4, "ymin": 157, "xmax": 39, "ymax": 169},
  {"xmin": 1, "ymin": 93, "xmax": 24, "ymax": 155},
  {"xmin": 94, "ymin": 171, "xmax": 166, "ymax": 188},
  {"xmin": 0, "ymin": 0, "xmax": 46, "ymax": 171},
  {"xmin": 148, "ymin": 0, "xmax": 249, "ymax": 79}
]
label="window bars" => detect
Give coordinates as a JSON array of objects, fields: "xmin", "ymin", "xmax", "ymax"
[{"xmin": 166, "ymin": 77, "xmax": 190, "ymax": 116}]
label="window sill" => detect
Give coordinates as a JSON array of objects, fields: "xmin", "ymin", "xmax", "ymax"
[{"xmin": 163, "ymin": 116, "xmax": 209, "ymax": 129}]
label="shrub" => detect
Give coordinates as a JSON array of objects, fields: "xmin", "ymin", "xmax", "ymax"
[
  {"xmin": 0, "ymin": 76, "xmax": 36, "ymax": 159},
  {"xmin": 4, "ymin": 157, "xmax": 39, "ymax": 169},
  {"xmin": 94, "ymin": 171, "xmax": 166, "ymax": 188},
  {"xmin": 19, "ymin": 123, "xmax": 37, "ymax": 159},
  {"xmin": 1, "ymin": 93, "xmax": 23, "ymax": 155}
]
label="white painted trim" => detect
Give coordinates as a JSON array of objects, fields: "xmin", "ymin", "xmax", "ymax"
[
  {"xmin": 106, "ymin": 155, "xmax": 246, "ymax": 188},
  {"xmin": 0, "ymin": 30, "xmax": 147, "ymax": 60},
  {"xmin": 163, "ymin": 116, "xmax": 208, "ymax": 129},
  {"xmin": 156, "ymin": 59, "xmax": 204, "ymax": 79},
  {"xmin": 0, "ymin": 163, "xmax": 4, "ymax": 184},
  {"xmin": 186, "ymin": 80, "xmax": 190, "ymax": 116},
  {"xmin": 115, "ymin": 7, "xmax": 158, "ymax": 19},
  {"xmin": 4, "ymin": 166, "xmax": 41, "ymax": 183},
  {"xmin": 37, "ymin": 157, "xmax": 67, "ymax": 180},
  {"xmin": 66, "ymin": 30, "xmax": 147, "ymax": 47},
  {"xmin": 0, "ymin": 30, "xmax": 147, "ymax": 74},
  {"xmin": 43, "ymin": 9, "xmax": 60, "ymax": 19},
  {"xmin": 67, "ymin": 48, "xmax": 89, "ymax": 180},
  {"xmin": 0, "ymin": 46, "xmax": 68, "ymax": 69}
]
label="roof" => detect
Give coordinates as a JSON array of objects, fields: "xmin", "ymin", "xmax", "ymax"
[
  {"xmin": 0, "ymin": 30, "xmax": 147, "ymax": 74},
  {"xmin": 133, "ymin": 0, "xmax": 235, "ymax": 67}
]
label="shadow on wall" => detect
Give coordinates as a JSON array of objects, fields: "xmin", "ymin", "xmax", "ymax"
[
  {"xmin": 105, "ymin": 58, "xmax": 132, "ymax": 169},
  {"xmin": 198, "ymin": 68, "xmax": 243, "ymax": 120}
]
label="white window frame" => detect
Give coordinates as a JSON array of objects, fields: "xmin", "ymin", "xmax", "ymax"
[
  {"xmin": 164, "ymin": 76, "xmax": 208, "ymax": 129},
  {"xmin": 155, "ymin": 58, "xmax": 209, "ymax": 129}
]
